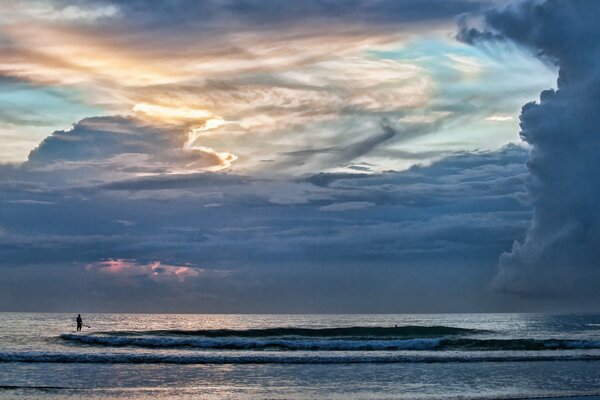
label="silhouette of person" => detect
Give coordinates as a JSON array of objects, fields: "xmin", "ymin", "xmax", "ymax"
[{"xmin": 76, "ymin": 314, "xmax": 83, "ymax": 331}]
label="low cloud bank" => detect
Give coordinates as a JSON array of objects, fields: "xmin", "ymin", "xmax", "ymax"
[{"xmin": 0, "ymin": 139, "xmax": 531, "ymax": 312}]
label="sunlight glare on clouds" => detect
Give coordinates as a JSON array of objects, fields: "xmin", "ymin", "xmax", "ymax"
[
  {"xmin": 184, "ymin": 146, "xmax": 238, "ymax": 171},
  {"xmin": 486, "ymin": 115, "xmax": 514, "ymax": 122},
  {"xmin": 133, "ymin": 102, "xmax": 228, "ymax": 146},
  {"xmin": 133, "ymin": 102, "xmax": 216, "ymax": 123},
  {"xmin": 132, "ymin": 102, "xmax": 235, "ymax": 171},
  {"xmin": 0, "ymin": 23, "xmax": 182, "ymax": 87}
]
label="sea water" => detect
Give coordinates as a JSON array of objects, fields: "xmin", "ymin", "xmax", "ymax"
[{"xmin": 2, "ymin": 313, "xmax": 600, "ymax": 399}]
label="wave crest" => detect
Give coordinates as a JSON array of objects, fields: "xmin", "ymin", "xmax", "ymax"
[
  {"xmin": 59, "ymin": 334, "xmax": 600, "ymax": 352},
  {"xmin": 97, "ymin": 325, "xmax": 480, "ymax": 338}
]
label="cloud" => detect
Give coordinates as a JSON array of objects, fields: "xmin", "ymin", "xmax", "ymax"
[
  {"xmin": 0, "ymin": 0, "xmax": 565, "ymax": 312},
  {"xmin": 485, "ymin": 115, "xmax": 514, "ymax": 122},
  {"xmin": 319, "ymin": 201, "xmax": 375, "ymax": 212},
  {"xmin": 86, "ymin": 259, "xmax": 208, "ymax": 284},
  {"xmin": 272, "ymin": 123, "xmax": 398, "ymax": 173},
  {"xmin": 27, "ymin": 3, "xmax": 120, "ymax": 21},
  {"xmin": 45, "ymin": 0, "xmax": 483, "ymax": 29},
  {"xmin": 1, "ymin": 0, "xmax": 555, "ymax": 178},
  {"xmin": 461, "ymin": 0, "xmax": 600, "ymax": 304},
  {"xmin": 24, "ymin": 115, "xmax": 236, "ymax": 180},
  {"xmin": 339, "ymin": 124, "xmax": 397, "ymax": 162},
  {"xmin": 268, "ymin": 118, "xmax": 458, "ymax": 174},
  {"xmin": 94, "ymin": 172, "xmax": 246, "ymax": 192},
  {"xmin": 0, "ymin": 142, "xmax": 533, "ymax": 312},
  {"xmin": 5, "ymin": 199, "xmax": 55, "ymax": 205},
  {"xmin": 1, "ymin": 0, "xmax": 472, "ymax": 94}
]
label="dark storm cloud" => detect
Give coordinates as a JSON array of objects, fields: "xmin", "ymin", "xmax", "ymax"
[{"xmin": 460, "ymin": 0, "xmax": 600, "ymax": 302}]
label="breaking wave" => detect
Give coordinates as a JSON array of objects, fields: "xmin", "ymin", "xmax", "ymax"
[
  {"xmin": 59, "ymin": 334, "xmax": 600, "ymax": 352},
  {"xmin": 60, "ymin": 335, "xmax": 444, "ymax": 350}
]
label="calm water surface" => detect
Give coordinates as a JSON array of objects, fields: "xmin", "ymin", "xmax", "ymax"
[{"xmin": 2, "ymin": 313, "xmax": 600, "ymax": 399}]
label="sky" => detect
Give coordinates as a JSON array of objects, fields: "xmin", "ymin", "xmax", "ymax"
[{"xmin": 0, "ymin": 0, "xmax": 596, "ymax": 313}]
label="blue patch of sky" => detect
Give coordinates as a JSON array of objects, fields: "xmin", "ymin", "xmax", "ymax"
[
  {"xmin": 0, "ymin": 80, "xmax": 103, "ymax": 162},
  {"xmin": 0, "ymin": 80, "xmax": 101, "ymax": 125},
  {"xmin": 368, "ymin": 37, "xmax": 557, "ymax": 152}
]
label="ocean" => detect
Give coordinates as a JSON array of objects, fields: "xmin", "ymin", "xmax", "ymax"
[{"xmin": 2, "ymin": 313, "xmax": 600, "ymax": 399}]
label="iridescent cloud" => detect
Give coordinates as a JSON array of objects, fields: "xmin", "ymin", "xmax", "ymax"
[{"xmin": 0, "ymin": 0, "xmax": 554, "ymax": 173}]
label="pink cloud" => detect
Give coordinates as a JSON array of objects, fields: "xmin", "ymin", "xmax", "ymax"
[{"xmin": 86, "ymin": 259, "xmax": 205, "ymax": 283}]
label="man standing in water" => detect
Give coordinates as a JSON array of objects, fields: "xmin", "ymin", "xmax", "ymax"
[{"xmin": 76, "ymin": 314, "xmax": 83, "ymax": 331}]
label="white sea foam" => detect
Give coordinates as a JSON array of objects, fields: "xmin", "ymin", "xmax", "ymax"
[
  {"xmin": 59, "ymin": 333, "xmax": 600, "ymax": 352},
  {"xmin": 59, "ymin": 334, "xmax": 444, "ymax": 350}
]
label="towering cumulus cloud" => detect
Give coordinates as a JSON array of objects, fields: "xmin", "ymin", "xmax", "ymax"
[{"xmin": 461, "ymin": 0, "xmax": 600, "ymax": 303}]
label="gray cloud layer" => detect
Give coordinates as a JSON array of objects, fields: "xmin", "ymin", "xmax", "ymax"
[{"xmin": 0, "ymin": 118, "xmax": 532, "ymax": 311}]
